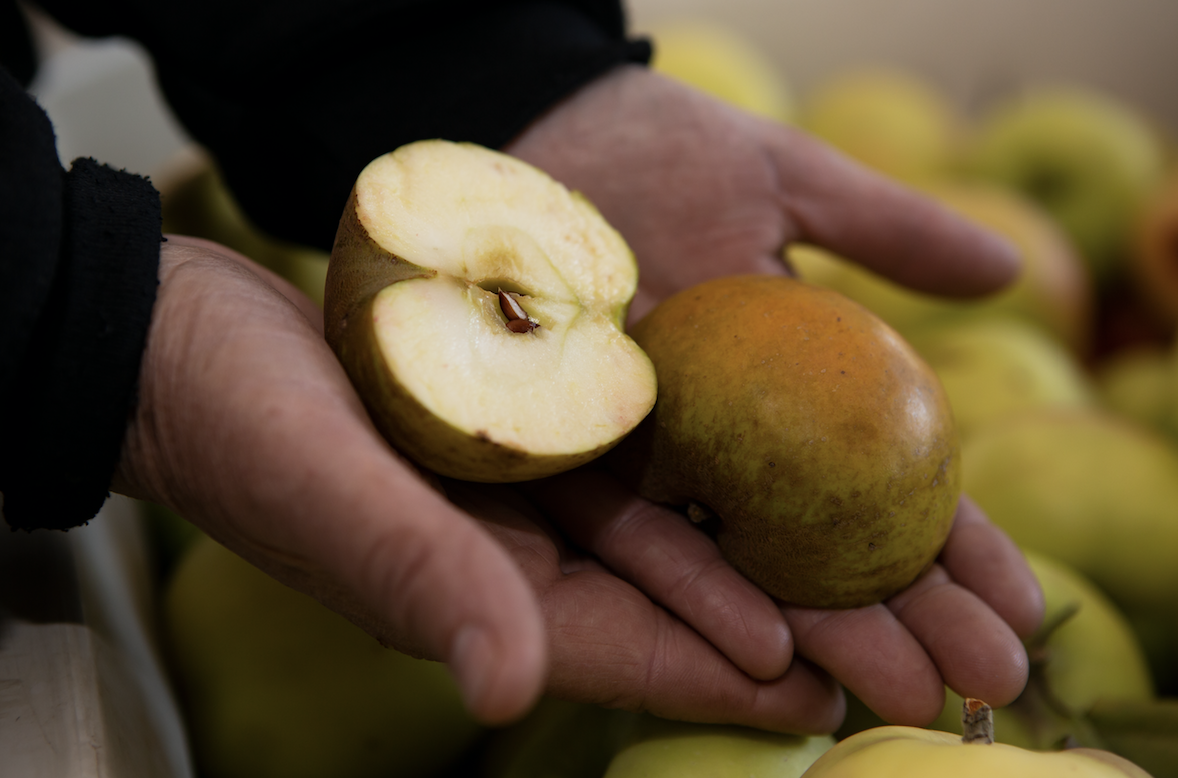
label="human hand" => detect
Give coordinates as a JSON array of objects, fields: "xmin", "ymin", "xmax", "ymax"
[
  {"xmin": 483, "ymin": 470, "xmax": 1041, "ymax": 733},
  {"xmin": 504, "ymin": 65, "xmax": 1021, "ymax": 323},
  {"xmin": 502, "ymin": 65, "xmax": 1044, "ymax": 726},
  {"xmin": 112, "ymin": 236, "xmax": 547, "ymax": 724}
]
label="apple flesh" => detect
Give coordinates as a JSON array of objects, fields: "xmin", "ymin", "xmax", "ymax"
[
  {"xmin": 611, "ymin": 275, "xmax": 961, "ymax": 609},
  {"xmin": 324, "ymin": 141, "xmax": 657, "ymax": 482}
]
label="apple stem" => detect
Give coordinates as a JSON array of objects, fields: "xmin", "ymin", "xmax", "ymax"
[
  {"xmin": 962, "ymin": 698, "xmax": 995, "ymax": 744},
  {"xmin": 498, "ymin": 289, "xmax": 540, "ymax": 333}
]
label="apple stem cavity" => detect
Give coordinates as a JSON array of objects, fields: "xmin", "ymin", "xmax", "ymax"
[
  {"xmin": 498, "ymin": 289, "xmax": 540, "ymax": 333},
  {"xmin": 962, "ymin": 698, "xmax": 996, "ymax": 745}
]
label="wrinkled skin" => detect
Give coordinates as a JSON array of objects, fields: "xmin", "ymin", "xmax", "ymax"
[{"xmin": 113, "ymin": 66, "xmax": 1042, "ymax": 733}]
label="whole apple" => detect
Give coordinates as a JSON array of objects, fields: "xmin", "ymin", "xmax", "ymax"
[{"xmin": 610, "ymin": 275, "xmax": 961, "ymax": 608}]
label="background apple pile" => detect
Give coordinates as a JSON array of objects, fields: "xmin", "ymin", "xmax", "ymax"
[{"xmin": 148, "ymin": 17, "xmax": 1178, "ymax": 778}]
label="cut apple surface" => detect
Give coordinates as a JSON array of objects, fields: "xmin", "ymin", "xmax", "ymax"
[{"xmin": 325, "ymin": 141, "xmax": 657, "ymax": 482}]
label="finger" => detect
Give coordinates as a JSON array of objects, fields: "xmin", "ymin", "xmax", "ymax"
[
  {"xmin": 766, "ymin": 127, "xmax": 1021, "ymax": 297},
  {"xmin": 447, "ymin": 481, "xmax": 845, "ymax": 734},
  {"xmin": 782, "ymin": 602, "xmax": 944, "ymax": 725},
  {"xmin": 526, "ymin": 469, "xmax": 793, "ymax": 681},
  {"xmin": 939, "ymin": 496, "xmax": 1046, "ymax": 639},
  {"xmin": 886, "ymin": 564, "xmax": 1030, "ymax": 709},
  {"xmin": 120, "ymin": 248, "xmax": 547, "ymax": 724}
]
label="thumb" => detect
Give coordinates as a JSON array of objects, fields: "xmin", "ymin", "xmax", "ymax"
[{"xmin": 215, "ymin": 418, "xmax": 551, "ymax": 726}]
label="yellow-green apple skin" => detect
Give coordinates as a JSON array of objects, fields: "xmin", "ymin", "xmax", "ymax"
[
  {"xmin": 1095, "ymin": 345, "xmax": 1178, "ymax": 439},
  {"xmin": 800, "ymin": 68, "xmax": 959, "ymax": 184},
  {"xmin": 602, "ymin": 719, "xmax": 834, "ymax": 778},
  {"xmin": 610, "ymin": 275, "xmax": 961, "ymax": 608},
  {"xmin": 651, "ymin": 20, "xmax": 793, "ymax": 123},
  {"xmin": 968, "ymin": 87, "xmax": 1167, "ymax": 282},
  {"xmin": 802, "ymin": 725, "xmax": 1152, "ymax": 777},
  {"xmin": 324, "ymin": 140, "xmax": 657, "ymax": 483},
  {"xmin": 163, "ymin": 536, "xmax": 483, "ymax": 778},
  {"xmin": 1130, "ymin": 171, "xmax": 1178, "ymax": 324},
  {"xmin": 961, "ymin": 409, "xmax": 1178, "ymax": 617},
  {"xmin": 930, "ymin": 550, "xmax": 1154, "ymax": 750},
  {"xmin": 910, "ymin": 318, "xmax": 1096, "ymax": 442},
  {"xmin": 790, "ymin": 183, "xmax": 1093, "ymax": 353}
]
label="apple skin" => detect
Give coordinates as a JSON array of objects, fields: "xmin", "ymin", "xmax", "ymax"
[
  {"xmin": 324, "ymin": 141, "xmax": 657, "ymax": 483},
  {"xmin": 968, "ymin": 87, "xmax": 1167, "ymax": 282},
  {"xmin": 909, "ymin": 317, "xmax": 1096, "ymax": 442},
  {"xmin": 800, "ymin": 68, "xmax": 959, "ymax": 184},
  {"xmin": 610, "ymin": 275, "xmax": 960, "ymax": 609},
  {"xmin": 163, "ymin": 535, "xmax": 483, "ymax": 778},
  {"xmin": 803, "ymin": 725, "xmax": 1152, "ymax": 777},
  {"xmin": 602, "ymin": 718, "xmax": 834, "ymax": 778},
  {"xmin": 1095, "ymin": 345, "xmax": 1178, "ymax": 441},
  {"xmin": 961, "ymin": 409, "xmax": 1178, "ymax": 694}
]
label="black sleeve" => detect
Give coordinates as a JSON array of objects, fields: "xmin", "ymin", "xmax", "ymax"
[
  {"xmin": 0, "ymin": 67, "xmax": 161, "ymax": 531},
  {"xmin": 30, "ymin": 0, "xmax": 651, "ymax": 251}
]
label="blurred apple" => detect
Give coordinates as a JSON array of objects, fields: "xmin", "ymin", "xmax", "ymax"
[
  {"xmin": 910, "ymin": 317, "xmax": 1096, "ymax": 441},
  {"xmin": 789, "ymin": 182, "xmax": 1093, "ymax": 353},
  {"xmin": 929, "ymin": 550, "xmax": 1154, "ymax": 751},
  {"xmin": 603, "ymin": 717, "xmax": 834, "ymax": 778},
  {"xmin": 961, "ymin": 409, "xmax": 1178, "ymax": 693},
  {"xmin": 799, "ymin": 68, "xmax": 959, "ymax": 184},
  {"xmin": 1095, "ymin": 344, "xmax": 1178, "ymax": 440},
  {"xmin": 164, "ymin": 535, "xmax": 483, "ymax": 778},
  {"xmin": 968, "ymin": 87, "xmax": 1167, "ymax": 283},
  {"xmin": 1130, "ymin": 170, "xmax": 1178, "ymax": 325},
  {"xmin": 650, "ymin": 19, "xmax": 793, "ymax": 123}
]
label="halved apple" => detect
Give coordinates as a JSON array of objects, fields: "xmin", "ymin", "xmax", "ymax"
[{"xmin": 324, "ymin": 141, "xmax": 657, "ymax": 482}]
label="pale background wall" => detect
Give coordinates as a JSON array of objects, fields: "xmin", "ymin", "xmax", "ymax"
[{"xmin": 628, "ymin": 0, "xmax": 1178, "ymax": 133}]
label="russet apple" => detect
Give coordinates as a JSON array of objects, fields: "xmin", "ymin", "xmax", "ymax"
[
  {"xmin": 610, "ymin": 275, "xmax": 960, "ymax": 608},
  {"xmin": 324, "ymin": 140, "xmax": 657, "ymax": 482}
]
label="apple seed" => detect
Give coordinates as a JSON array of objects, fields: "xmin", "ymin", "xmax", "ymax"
[{"xmin": 498, "ymin": 289, "xmax": 540, "ymax": 333}]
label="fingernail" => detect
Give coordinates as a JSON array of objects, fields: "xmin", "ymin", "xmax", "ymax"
[{"xmin": 450, "ymin": 625, "xmax": 493, "ymax": 714}]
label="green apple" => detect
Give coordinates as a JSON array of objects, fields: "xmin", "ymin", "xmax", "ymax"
[
  {"xmin": 1129, "ymin": 170, "xmax": 1178, "ymax": 325},
  {"xmin": 163, "ymin": 535, "xmax": 483, "ymax": 778},
  {"xmin": 800, "ymin": 68, "xmax": 960, "ymax": 184},
  {"xmin": 609, "ymin": 275, "xmax": 960, "ymax": 608},
  {"xmin": 602, "ymin": 717, "xmax": 834, "ymax": 778},
  {"xmin": 929, "ymin": 550, "xmax": 1154, "ymax": 751},
  {"xmin": 968, "ymin": 87, "xmax": 1167, "ymax": 282},
  {"xmin": 789, "ymin": 183, "xmax": 1093, "ymax": 353},
  {"xmin": 910, "ymin": 317, "xmax": 1096, "ymax": 442},
  {"xmin": 803, "ymin": 720, "xmax": 1151, "ymax": 777},
  {"xmin": 1095, "ymin": 345, "xmax": 1178, "ymax": 440},
  {"xmin": 961, "ymin": 409, "xmax": 1178, "ymax": 617},
  {"xmin": 650, "ymin": 19, "xmax": 794, "ymax": 123},
  {"xmin": 323, "ymin": 140, "xmax": 657, "ymax": 483}
]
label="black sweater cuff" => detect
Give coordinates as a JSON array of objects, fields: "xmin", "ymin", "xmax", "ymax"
[
  {"xmin": 159, "ymin": 2, "xmax": 651, "ymax": 251},
  {"xmin": 1, "ymin": 74, "xmax": 161, "ymax": 530}
]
